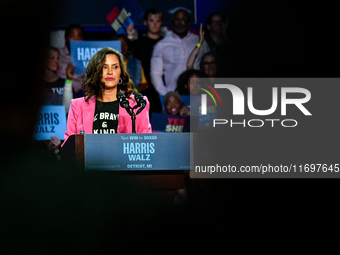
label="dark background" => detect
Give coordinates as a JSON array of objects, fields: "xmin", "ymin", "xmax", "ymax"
[{"xmin": 1, "ymin": 0, "xmax": 339, "ymax": 252}]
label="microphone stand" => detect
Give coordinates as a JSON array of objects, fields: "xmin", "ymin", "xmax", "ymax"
[
  {"xmin": 130, "ymin": 107, "xmax": 137, "ymax": 133},
  {"xmin": 118, "ymin": 92, "xmax": 145, "ymax": 134},
  {"xmin": 129, "ymin": 105, "xmax": 144, "ymax": 133}
]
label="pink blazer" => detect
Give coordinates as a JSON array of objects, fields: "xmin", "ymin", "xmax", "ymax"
[{"xmin": 62, "ymin": 95, "xmax": 152, "ymax": 146}]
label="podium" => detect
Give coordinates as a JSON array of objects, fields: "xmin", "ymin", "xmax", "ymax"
[{"xmin": 61, "ymin": 133, "xmax": 192, "ymax": 192}]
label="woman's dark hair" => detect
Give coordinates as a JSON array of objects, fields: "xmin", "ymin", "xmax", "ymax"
[
  {"xmin": 176, "ymin": 69, "xmax": 204, "ymax": 95},
  {"xmin": 83, "ymin": 47, "xmax": 134, "ymax": 101},
  {"xmin": 199, "ymin": 51, "xmax": 218, "ymax": 77}
]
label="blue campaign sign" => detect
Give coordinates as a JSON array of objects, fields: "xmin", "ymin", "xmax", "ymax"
[
  {"xmin": 84, "ymin": 133, "xmax": 192, "ymax": 171},
  {"xmin": 151, "ymin": 113, "xmax": 190, "ymax": 133},
  {"xmin": 34, "ymin": 105, "xmax": 67, "ymax": 141},
  {"xmin": 70, "ymin": 41, "xmax": 122, "ymax": 75}
]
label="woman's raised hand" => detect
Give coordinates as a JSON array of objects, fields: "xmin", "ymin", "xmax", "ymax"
[
  {"xmin": 66, "ymin": 63, "xmax": 75, "ymax": 80},
  {"xmin": 198, "ymin": 23, "xmax": 205, "ymax": 44}
]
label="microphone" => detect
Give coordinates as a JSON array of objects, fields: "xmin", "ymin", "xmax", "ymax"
[
  {"xmin": 135, "ymin": 93, "xmax": 146, "ymax": 115},
  {"xmin": 117, "ymin": 91, "xmax": 130, "ymax": 111}
]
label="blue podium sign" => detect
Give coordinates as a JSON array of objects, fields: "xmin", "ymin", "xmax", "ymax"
[
  {"xmin": 34, "ymin": 105, "xmax": 67, "ymax": 140},
  {"xmin": 84, "ymin": 133, "xmax": 192, "ymax": 171},
  {"xmin": 70, "ymin": 41, "xmax": 121, "ymax": 75}
]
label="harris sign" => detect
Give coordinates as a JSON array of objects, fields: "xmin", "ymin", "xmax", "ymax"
[{"xmin": 70, "ymin": 40, "xmax": 121, "ymax": 75}]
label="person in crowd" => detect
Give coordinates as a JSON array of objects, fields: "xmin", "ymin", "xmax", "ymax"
[
  {"xmin": 187, "ymin": 22, "xmax": 220, "ymax": 77},
  {"xmin": 112, "ymin": 34, "xmax": 148, "ymax": 94},
  {"xmin": 161, "ymin": 91, "xmax": 190, "ymax": 116},
  {"xmin": 38, "ymin": 45, "xmax": 74, "ymax": 156},
  {"xmin": 204, "ymin": 13, "xmax": 228, "ymax": 75},
  {"xmin": 204, "ymin": 13, "xmax": 228, "ymax": 54},
  {"xmin": 133, "ymin": 8, "xmax": 164, "ymax": 115},
  {"xmin": 174, "ymin": 69, "xmax": 204, "ymax": 116},
  {"xmin": 199, "ymin": 51, "xmax": 219, "ymax": 78},
  {"xmin": 175, "ymin": 69, "xmax": 204, "ymax": 95},
  {"xmin": 63, "ymin": 47, "xmax": 151, "ymax": 145},
  {"xmin": 161, "ymin": 91, "xmax": 182, "ymax": 116},
  {"xmin": 58, "ymin": 23, "xmax": 85, "ymax": 98},
  {"xmin": 150, "ymin": 8, "xmax": 209, "ymax": 96},
  {"xmin": 42, "ymin": 45, "xmax": 74, "ymax": 113}
]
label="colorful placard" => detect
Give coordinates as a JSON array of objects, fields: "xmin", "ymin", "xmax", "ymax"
[{"xmin": 151, "ymin": 113, "xmax": 190, "ymax": 133}]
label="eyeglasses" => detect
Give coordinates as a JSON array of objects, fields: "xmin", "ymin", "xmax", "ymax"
[
  {"xmin": 203, "ymin": 61, "xmax": 216, "ymax": 66},
  {"xmin": 210, "ymin": 20, "xmax": 223, "ymax": 25}
]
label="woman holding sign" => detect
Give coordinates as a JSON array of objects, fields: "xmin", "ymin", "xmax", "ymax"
[
  {"xmin": 62, "ymin": 47, "xmax": 152, "ymax": 145},
  {"xmin": 37, "ymin": 46, "xmax": 75, "ymax": 156}
]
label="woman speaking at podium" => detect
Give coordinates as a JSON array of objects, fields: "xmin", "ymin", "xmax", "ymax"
[{"xmin": 62, "ymin": 47, "xmax": 152, "ymax": 145}]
